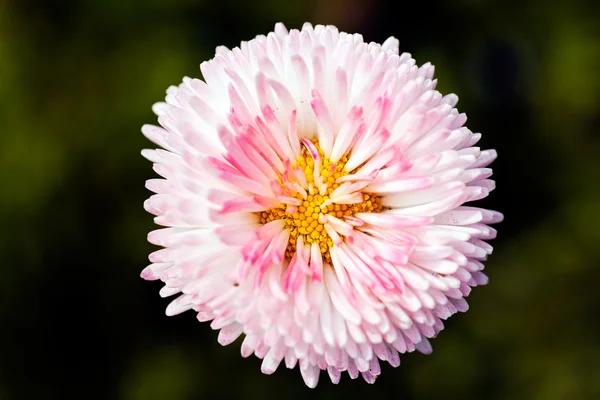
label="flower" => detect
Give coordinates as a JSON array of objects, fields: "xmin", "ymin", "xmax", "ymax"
[{"xmin": 141, "ymin": 22, "xmax": 503, "ymax": 388}]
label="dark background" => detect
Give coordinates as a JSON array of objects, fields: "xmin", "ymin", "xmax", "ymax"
[{"xmin": 1, "ymin": 0, "xmax": 599, "ymax": 398}]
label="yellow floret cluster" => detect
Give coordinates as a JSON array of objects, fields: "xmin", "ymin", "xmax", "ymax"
[{"xmin": 259, "ymin": 140, "xmax": 381, "ymax": 263}]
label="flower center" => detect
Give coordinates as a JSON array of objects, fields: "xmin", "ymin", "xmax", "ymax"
[{"xmin": 259, "ymin": 140, "xmax": 382, "ymax": 263}]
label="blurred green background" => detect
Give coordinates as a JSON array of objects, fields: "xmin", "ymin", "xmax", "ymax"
[{"xmin": 1, "ymin": 0, "xmax": 599, "ymax": 399}]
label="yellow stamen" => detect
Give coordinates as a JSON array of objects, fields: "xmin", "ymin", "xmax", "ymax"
[{"xmin": 259, "ymin": 139, "xmax": 382, "ymax": 263}]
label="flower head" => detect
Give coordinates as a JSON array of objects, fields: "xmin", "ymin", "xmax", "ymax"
[{"xmin": 141, "ymin": 22, "xmax": 503, "ymax": 387}]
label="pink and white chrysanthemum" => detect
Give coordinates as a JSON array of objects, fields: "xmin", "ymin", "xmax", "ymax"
[{"xmin": 141, "ymin": 22, "xmax": 502, "ymax": 388}]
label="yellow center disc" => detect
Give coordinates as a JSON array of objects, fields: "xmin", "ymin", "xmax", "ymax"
[{"xmin": 259, "ymin": 140, "xmax": 381, "ymax": 263}]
